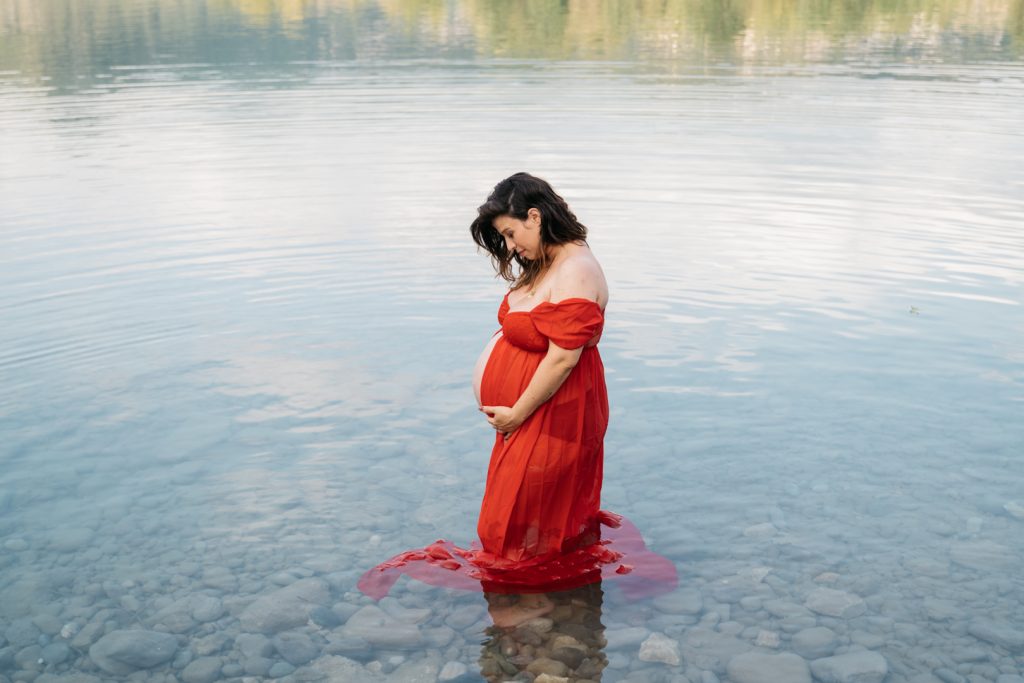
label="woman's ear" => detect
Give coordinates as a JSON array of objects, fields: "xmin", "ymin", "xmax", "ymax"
[{"xmin": 527, "ymin": 207, "xmax": 542, "ymax": 225}]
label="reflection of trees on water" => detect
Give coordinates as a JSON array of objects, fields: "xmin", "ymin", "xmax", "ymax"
[
  {"xmin": 1, "ymin": 0, "xmax": 1021, "ymax": 87},
  {"xmin": 479, "ymin": 583, "xmax": 608, "ymax": 682}
]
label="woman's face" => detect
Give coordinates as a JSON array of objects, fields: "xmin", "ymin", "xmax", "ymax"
[{"xmin": 494, "ymin": 208, "xmax": 543, "ymax": 260}]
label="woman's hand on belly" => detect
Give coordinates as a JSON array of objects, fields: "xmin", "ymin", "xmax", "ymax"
[{"xmin": 479, "ymin": 404, "xmax": 524, "ymax": 436}]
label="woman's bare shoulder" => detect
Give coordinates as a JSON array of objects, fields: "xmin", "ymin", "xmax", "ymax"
[{"xmin": 552, "ymin": 249, "xmax": 607, "ymax": 304}]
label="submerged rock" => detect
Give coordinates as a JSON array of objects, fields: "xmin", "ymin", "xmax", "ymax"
[
  {"xmin": 809, "ymin": 651, "xmax": 888, "ymax": 683},
  {"xmin": 726, "ymin": 652, "xmax": 811, "ymax": 683},
  {"xmin": 339, "ymin": 605, "xmax": 422, "ymax": 649},
  {"xmin": 805, "ymin": 588, "xmax": 866, "ymax": 618},
  {"xmin": 88, "ymin": 629, "xmax": 178, "ymax": 675},
  {"xmin": 639, "ymin": 632, "xmax": 682, "ymax": 665},
  {"xmin": 968, "ymin": 620, "xmax": 1024, "ymax": 652},
  {"xmin": 239, "ymin": 578, "xmax": 330, "ymax": 634}
]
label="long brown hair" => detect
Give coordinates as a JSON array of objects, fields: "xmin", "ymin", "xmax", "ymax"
[{"xmin": 470, "ymin": 172, "xmax": 588, "ymax": 291}]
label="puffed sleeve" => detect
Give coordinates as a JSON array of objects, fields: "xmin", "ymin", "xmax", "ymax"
[{"xmin": 530, "ymin": 299, "xmax": 604, "ymax": 349}]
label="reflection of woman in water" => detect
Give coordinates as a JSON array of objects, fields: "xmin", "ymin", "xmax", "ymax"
[
  {"xmin": 358, "ymin": 173, "xmax": 676, "ymax": 611},
  {"xmin": 479, "ymin": 583, "xmax": 608, "ymax": 682}
]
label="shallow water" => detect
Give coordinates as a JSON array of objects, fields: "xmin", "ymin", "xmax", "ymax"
[{"xmin": 1, "ymin": 1, "xmax": 1023, "ymax": 682}]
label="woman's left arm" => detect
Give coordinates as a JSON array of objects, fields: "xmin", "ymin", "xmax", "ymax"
[
  {"xmin": 480, "ymin": 258, "xmax": 601, "ymax": 435},
  {"xmin": 480, "ymin": 341, "xmax": 583, "ymax": 433}
]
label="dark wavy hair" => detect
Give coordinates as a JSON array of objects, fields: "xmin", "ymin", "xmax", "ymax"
[{"xmin": 470, "ymin": 172, "xmax": 588, "ymax": 291}]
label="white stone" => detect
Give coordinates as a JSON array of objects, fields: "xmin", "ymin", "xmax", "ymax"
[
  {"xmin": 755, "ymin": 630, "xmax": 780, "ymax": 648},
  {"xmin": 88, "ymin": 630, "xmax": 178, "ymax": 675},
  {"xmin": 239, "ymin": 578, "xmax": 329, "ymax": 634},
  {"xmin": 340, "ymin": 605, "xmax": 422, "ymax": 649},
  {"xmin": 950, "ymin": 541, "xmax": 1014, "ymax": 570},
  {"xmin": 639, "ymin": 632, "xmax": 681, "ymax": 666}
]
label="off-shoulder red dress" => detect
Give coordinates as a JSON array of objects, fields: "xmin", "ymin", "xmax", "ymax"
[{"xmin": 358, "ymin": 295, "xmax": 677, "ymax": 599}]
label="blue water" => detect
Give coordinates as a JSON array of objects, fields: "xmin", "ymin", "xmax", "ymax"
[{"xmin": 1, "ymin": 2, "xmax": 1023, "ymax": 682}]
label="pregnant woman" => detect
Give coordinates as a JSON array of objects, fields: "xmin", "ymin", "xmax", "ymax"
[{"xmin": 358, "ymin": 173, "xmax": 676, "ymax": 618}]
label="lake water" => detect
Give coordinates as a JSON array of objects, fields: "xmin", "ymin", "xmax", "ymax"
[{"xmin": 1, "ymin": 1, "xmax": 1023, "ymax": 682}]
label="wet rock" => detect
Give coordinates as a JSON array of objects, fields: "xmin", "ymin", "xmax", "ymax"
[
  {"xmin": 313, "ymin": 654, "xmax": 384, "ymax": 681},
  {"xmin": 727, "ymin": 652, "xmax": 811, "ymax": 683},
  {"xmin": 379, "ymin": 597, "xmax": 431, "ymax": 625},
  {"xmin": 968, "ymin": 620, "xmax": 1024, "ymax": 652},
  {"xmin": 606, "ymin": 626, "xmax": 650, "ymax": 649},
  {"xmin": 88, "ymin": 629, "xmax": 178, "ymax": 675},
  {"xmin": 950, "ymin": 541, "xmax": 1014, "ymax": 571},
  {"xmin": 4, "ymin": 619, "xmax": 40, "ymax": 648},
  {"xmin": 923, "ymin": 598, "xmax": 958, "ymax": 621},
  {"xmin": 14, "ymin": 645, "xmax": 44, "ymax": 670},
  {"xmin": 805, "ymin": 588, "xmax": 866, "ymax": 618},
  {"xmin": 653, "ymin": 589, "xmax": 703, "ymax": 615},
  {"xmin": 181, "ymin": 656, "xmax": 222, "ymax": 683},
  {"xmin": 236, "ymin": 632, "xmax": 274, "ymax": 658},
  {"xmin": 41, "ymin": 642, "xmax": 71, "ymax": 664},
  {"xmin": 339, "ymin": 604, "xmax": 421, "ymax": 649},
  {"xmin": 48, "ymin": 527, "xmax": 94, "ymax": 552},
  {"xmin": 810, "ymin": 651, "xmax": 888, "ymax": 683},
  {"xmin": 755, "ymin": 630, "xmax": 780, "ymax": 648},
  {"xmin": 244, "ymin": 656, "xmax": 273, "ymax": 675},
  {"xmin": 534, "ymin": 675, "xmax": 570, "ymax": 683},
  {"xmin": 273, "ymin": 631, "xmax": 320, "ymax": 665},
  {"xmin": 268, "ymin": 661, "xmax": 296, "ymax": 677},
  {"xmin": 31, "ymin": 614, "xmax": 63, "ymax": 637},
  {"xmin": 444, "ymin": 604, "xmax": 485, "ymax": 631},
  {"xmin": 239, "ymin": 578, "xmax": 330, "ymax": 634},
  {"xmin": 551, "ymin": 646, "xmax": 586, "ymax": 669},
  {"xmin": 792, "ymin": 626, "xmax": 838, "ymax": 659},
  {"xmin": 438, "ymin": 660, "xmax": 469, "ymax": 681},
  {"xmin": 743, "ymin": 523, "xmax": 777, "ymax": 538},
  {"xmin": 526, "ymin": 657, "xmax": 569, "ymax": 677},
  {"xmin": 681, "ymin": 628, "xmax": 750, "ymax": 675},
  {"xmin": 639, "ymin": 632, "xmax": 681, "ymax": 666}
]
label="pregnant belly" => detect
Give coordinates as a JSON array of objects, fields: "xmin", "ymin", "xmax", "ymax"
[{"xmin": 473, "ymin": 331, "xmax": 503, "ymax": 406}]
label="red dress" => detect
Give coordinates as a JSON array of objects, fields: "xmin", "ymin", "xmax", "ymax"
[{"xmin": 358, "ymin": 294, "xmax": 677, "ymax": 599}]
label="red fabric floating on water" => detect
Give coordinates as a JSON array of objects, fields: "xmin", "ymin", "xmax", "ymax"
[
  {"xmin": 358, "ymin": 294, "xmax": 678, "ymax": 600},
  {"xmin": 357, "ymin": 511, "xmax": 677, "ymax": 600}
]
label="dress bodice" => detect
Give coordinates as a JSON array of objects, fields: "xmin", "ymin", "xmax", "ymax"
[{"xmin": 498, "ymin": 293, "xmax": 604, "ymax": 352}]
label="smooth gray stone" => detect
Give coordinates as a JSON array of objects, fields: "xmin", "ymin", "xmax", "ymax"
[
  {"xmin": 88, "ymin": 629, "xmax": 178, "ymax": 675},
  {"xmin": 339, "ymin": 605, "xmax": 421, "ymax": 649},
  {"xmin": 193, "ymin": 632, "xmax": 231, "ymax": 656},
  {"xmin": 244, "ymin": 656, "xmax": 273, "ymax": 676},
  {"xmin": 996, "ymin": 676, "xmax": 1024, "ymax": 683},
  {"xmin": 792, "ymin": 627, "xmax": 838, "ymax": 659},
  {"xmin": 221, "ymin": 662, "xmax": 244, "ymax": 677},
  {"xmin": 190, "ymin": 596, "xmax": 224, "ymax": 623},
  {"xmin": 14, "ymin": 645, "xmax": 43, "ymax": 670},
  {"xmin": 681, "ymin": 628, "xmax": 751, "ymax": 676},
  {"xmin": 605, "ymin": 626, "xmax": 651, "ymax": 649},
  {"xmin": 309, "ymin": 606, "xmax": 341, "ymax": 628},
  {"xmin": 273, "ymin": 631, "xmax": 320, "ymax": 665},
  {"xmin": 438, "ymin": 660, "xmax": 469, "ymax": 681},
  {"xmin": 32, "ymin": 675, "xmax": 101, "ymax": 683},
  {"xmin": 444, "ymin": 604, "xmax": 486, "ymax": 630},
  {"xmin": 968, "ymin": 620, "xmax": 1024, "ymax": 652},
  {"xmin": 235, "ymin": 633, "xmax": 274, "ymax": 658},
  {"xmin": 31, "ymin": 615, "xmax": 63, "ymax": 637},
  {"xmin": 268, "ymin": 661, "xmax": 296, "ymax": 678},
  {"xmin": 934, "ymin": 668, "xmax": 965, "ymax": 683},
  {"xmin": 810, "ymin": 651, "xmax": 888, "ymax": 683},
  {"xmin": 41, "ymin": 641, "xmax": 71, "ymax": 664},
  {"xmin": 180, "ymin": 656, "xmax": 223, "ymax": 683},
  {"xmin": 4, "ymin": 619, "xmax": 41, "ymax": 648},
  {"xmin": 764, "ymin": 600, "xmax": 813, "ymax": 619},
  {"xmin": 653, "ymin": 589, "xmax": 704, "ymax": 615},
  {"xmin": 311, "ymin": 655, "xmax": 384, "ymax": 682},
  {"xmin": 727, "ymin": 652, "xmax": 811, "ymax": 683},
  {"xmin": 48, "ymin": 527, "xmax": 94, "ymax": 552},
  {"xmin": 239, "ymin": 578, "xmax": 330, "ymax": 634},
  {"xmin": 950, "ymin": 542, "xmax": 1014, "ymax": 571},
  {"xmin": 805, "ymin": 589, "xmax": 867, "ymax": 619}
]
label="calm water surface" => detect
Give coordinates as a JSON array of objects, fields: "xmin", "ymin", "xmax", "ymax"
[{"xmin": 1, "ymin": 1, "xmax": 1023, "ymax": 682}]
